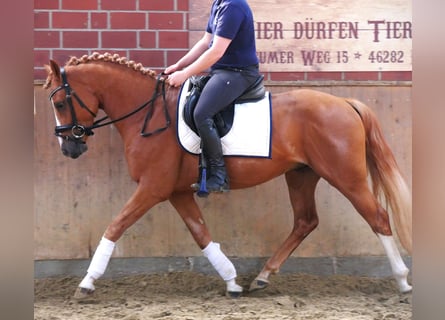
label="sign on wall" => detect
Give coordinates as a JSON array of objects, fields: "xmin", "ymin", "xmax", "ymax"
[{"xmin": 189, "ymin": 0, "xmax": 412, "ymax": 72}]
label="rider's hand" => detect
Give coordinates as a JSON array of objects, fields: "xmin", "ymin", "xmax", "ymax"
[
  {"xmin": 164, "ymin": 63, "xmax": 180, "ymax": 75},
  {"xmin": 167, "ymin": 70, "xmax": 189, "ymax": 87}
]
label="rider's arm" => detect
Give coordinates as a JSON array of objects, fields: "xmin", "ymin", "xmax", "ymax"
[
  {"xmin": 167, "ymin": 34, "xmax": 231, "ymax": 86},
  {"xmin": 182, "ymin": 34, "xmax": 231, "ymax": 75},
  {"xmin": 165, "ymin": 32, "xmax": 212, "ymax": 74}
]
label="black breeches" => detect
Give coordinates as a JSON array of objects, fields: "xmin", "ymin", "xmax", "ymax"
[{"xmin": 193, "ymin": 68, "xmax": 260, "ymax": 127}]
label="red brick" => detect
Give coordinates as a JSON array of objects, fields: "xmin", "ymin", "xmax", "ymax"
[
  {"xmin": 140, "ymin": 0, "xmax": 174, "ymax": 11},
  {"xmin": 62, "ymin": 0, "xmax": 98, "ymax": 10},
  {"xmin": 101, "ymin": 0, "xmax": 136, "ymax": 10},
  {"xmin": 307, "ymin": 72, "xmax": 342, "ymax": 81},
  {"xmin": 166, "ymin": 50, "xmax": 188, "ymax": 66},
  {"xmin": 130, "ymin": 50, "xmax": 165, "ymax": 69},
  {"xmin": 344, "ymin": 72, "xmax": 379, "ymax": 81},
  {"xmin": 177, "ymin": 0, "xmax": 189, "ymax": 11},
  {"xmin": 34, "ymin": 50, "xmax": 51, "ymax": 68},
  {"xmin": 34, "ymin": 0, "xmax": 59, "ymax": 10},
  {"xmin": 91, "ymin": 12, "xmax": 108, "ymax": 29},
  {"xmin": 35, "ymin": 68, "xmax": 48, "ymax": 81},
  {"xmin": 110, "ymin": 12, "xmax": 146, "ymax": 29},
  {"xmin": 140, "ymin": 31, "xmax": 157, "ymax": 48},
  {"xmin": 381, "ymin": 71, "xmax": 412, "ymax": 81},
  {"xmin": 149, "ymin": 13, "xmax": 184, "ymax": 30},
  {"xmin": 53, "ymin": 12, "xmax": 89, "ymax": 29},
  {"xmin": 102, "ymin": 31, "xmax": 137, "ymax": 48},
  {"xmin": 159, "ymin": 31, "xmax": 188, "ymax": 49},
  {"xmin": 34, "ymin": 11, "xmax": 50, "ymax": 29},
  {"xmin": 34, "ymin": 31, "xmax": 60, "ymax": 48},
  {"xmin": 269, "ymin": 72, "xmax": 305, "ymax": 81},
  {"xmin": 63, "ymin": 31, "xmax": 98, "ymax": 48}
]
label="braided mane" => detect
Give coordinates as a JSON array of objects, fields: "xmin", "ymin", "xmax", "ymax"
[
  {"xmin": 67, "ymin": 52, "xmax": 158, "ymax": 77},
  {"xmin": 44, "ymin": 52, "xmax": 159, "ymax": 88}
]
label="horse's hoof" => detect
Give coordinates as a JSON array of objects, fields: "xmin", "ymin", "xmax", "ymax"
[
  {"xmin": 400, "ymin": 284, "xmax": 413, "ymax": 294},
  {"xmin": 226, "ymin": 290, "xmax": 243, "ymax": 298},
  {"xmin": 196, "ymin": 190, "xmax": 209, "ymax": 198},
  {"xmin": 249, "ymin": 278, "xmax": 269, "ymax": 292},
  {"xmin": 73, "ymin": 287, "xmax": 95, "ymax": 300}
]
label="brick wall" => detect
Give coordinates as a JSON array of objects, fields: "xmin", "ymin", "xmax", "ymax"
[
  {"xmin": 34, "ymin": 0, "xmax": 189, "ymax": 80},
  {"xmin": 33, "ymin": 0, "xmax": 411, "ymax": 82}
]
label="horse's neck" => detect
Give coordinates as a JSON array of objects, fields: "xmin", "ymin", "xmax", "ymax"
[
  {"xmin": 96, "ymin": 69, "xmax": 156, "ymax": 135},
  {"xmin": 100, "ymin": 73, "xmax": 154, "ymax": 112},
  {"xmin": 95, "ymin": 67, "xmax": 177, "ymax": 144}
]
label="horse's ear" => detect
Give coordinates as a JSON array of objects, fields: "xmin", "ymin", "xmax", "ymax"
[
  {"xmin": 43, "ymin": 60, "xmax": 62, "ymax": 89},
  {"xmin": 48, "ymin": 59, "xmax": 61, "ymax": 79}
]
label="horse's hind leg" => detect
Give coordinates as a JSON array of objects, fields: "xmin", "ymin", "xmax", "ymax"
[
  {"xmin": 169, "ymin": 191, "xmax": 243, "ymax": 297},
  {"xmin": 250, "ymin": 167, "xmax": 320, "ymax": 291},
  {"xmin": 319, "ymin": 139, "xmax": 412, "ymax": 293},
  {"xmin": 337, "ymin": 181, "xmax": 412, "ymax": 293}
]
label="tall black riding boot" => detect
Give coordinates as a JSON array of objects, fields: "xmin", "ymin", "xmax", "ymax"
[{"xmin": 197, "ymin": 119, "xmax": 230, "ymax": 193}]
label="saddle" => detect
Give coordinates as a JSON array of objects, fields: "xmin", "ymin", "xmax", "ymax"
[{"xmin": 183, "ymin": 74, "xmax": 266, "ymax": 137}]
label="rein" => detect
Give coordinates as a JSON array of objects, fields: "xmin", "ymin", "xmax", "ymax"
[{"xmin": 49, "ymin": 68, "xmax": 171, "ymax": 140}]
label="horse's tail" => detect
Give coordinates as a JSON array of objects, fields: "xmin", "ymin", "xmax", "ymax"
[{"xmin": 346, "ymin": 98, "xmax": 412, "ymax": 254}]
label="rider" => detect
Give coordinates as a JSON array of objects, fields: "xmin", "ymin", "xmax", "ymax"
[{"xmin": 165, "ymin": 0, "xmax": 261, "ymax": 193}]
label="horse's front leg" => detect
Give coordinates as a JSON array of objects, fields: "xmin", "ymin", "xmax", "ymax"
[
  {"xmin": 74, "ymin": 183, "xmax": 163, "ymax": 299},
  {"xmin": 169, "ymin": 191, "xmax": 243, "ymax": 297}
]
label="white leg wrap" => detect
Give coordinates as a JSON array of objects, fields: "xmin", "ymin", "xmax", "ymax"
[
  {"xmin": 378, "ymin": 234, "xmax": 412, "ymax": 293},
  {"xmin": 202, "ymin": 241, "xmax": 237, "ymax": 281},
  {"xmin": 226, "ymin": 278, "xmax": 243, "ymax": 293},
  {"xmin": 79, "ymin": 237, "xmax": 115, "ymax": 290}
]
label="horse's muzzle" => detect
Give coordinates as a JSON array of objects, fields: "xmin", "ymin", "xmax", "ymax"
[{"xmin": 61, "ymin": 139, "xmax": 88, "ymax": 159}]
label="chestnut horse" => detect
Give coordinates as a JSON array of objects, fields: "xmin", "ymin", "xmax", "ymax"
[{"xmin": 44, "ymin": 52, "xmax": 412, "ymax": 298}]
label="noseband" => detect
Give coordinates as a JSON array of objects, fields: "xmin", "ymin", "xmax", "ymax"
[{"xmin": 48, "ymin": 68, "xmax": 171, "ymax": 142}]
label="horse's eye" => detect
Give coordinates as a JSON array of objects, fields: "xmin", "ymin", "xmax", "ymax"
[{"xmin": 52, "ymin": 100, "xmax": 65, "ymax": 110}]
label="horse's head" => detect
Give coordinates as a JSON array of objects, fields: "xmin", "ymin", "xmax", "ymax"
[{"xmin": 44, "ymin": 59, "xmax": 100, "ymax": 159}]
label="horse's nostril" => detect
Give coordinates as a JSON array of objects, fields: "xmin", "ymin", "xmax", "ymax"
[{"xmin": 61, "ymin": 140, "xmax": 88, "ymax": 159}]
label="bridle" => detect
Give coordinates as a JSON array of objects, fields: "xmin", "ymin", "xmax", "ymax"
[{"xmin": 48, "ymin": 67, "xmax": 171, "ymax": 142}]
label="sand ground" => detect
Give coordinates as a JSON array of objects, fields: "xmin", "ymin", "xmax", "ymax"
[{"xmin": 34, "ymin": 271, "xmax": 412, "ymax": 320}]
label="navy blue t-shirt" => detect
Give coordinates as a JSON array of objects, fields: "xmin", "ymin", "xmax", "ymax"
[{"xmin": 206, "ymin": 0, "xmax": 259, "ymax": 69}]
